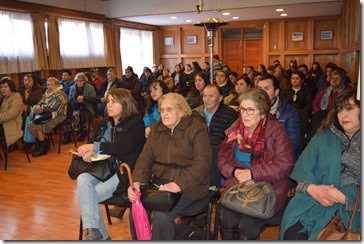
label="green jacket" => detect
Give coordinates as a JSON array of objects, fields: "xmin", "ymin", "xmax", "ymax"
[{"xmin": 279, "ymin": 128, "xmax": 360, "ymax": 240}]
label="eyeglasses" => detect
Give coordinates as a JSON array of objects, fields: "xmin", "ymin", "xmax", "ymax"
[
  {"xmin": 158, "ymin": 106, "xmax": 179, "ymax": 113},
  {"xmin": 239, "ymin": 107, "xmax": 259, "ymax": 115}
]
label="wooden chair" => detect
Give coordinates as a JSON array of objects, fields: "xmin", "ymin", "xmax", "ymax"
[{"xmin": 0, "ymin": 136, "xmax": 31, "ymax": 170}]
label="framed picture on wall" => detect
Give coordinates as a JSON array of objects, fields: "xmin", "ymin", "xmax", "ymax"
[
  {"xmin": 321, "ymin": 31, "xmax": 333, "ymax": 40},
  {"xmin": 187, "ymin": 35, "xmax": 197, "ymax": 44},
  {"xmin": 292, "ymin": 32, "xmax": 303, "ymax": 41},
  {"xmin": 164, "ymin": 37, "xmax": 174, "ymax": 45}
]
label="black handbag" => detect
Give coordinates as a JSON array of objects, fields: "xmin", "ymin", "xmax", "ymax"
[
  {"xmin": 221, "ymin": 181, "xmax": 276, "ymax": 219},
  {"xmin": 68, "ymin": 155, "xmax": 117, "ymax": 182},
  {"xmin": 33, "ymin": 111, "xmax": 52, "ymax": 125},
  {"xmin": 140, "ymin": 174, "xmax": 182, "ymax": 212}
]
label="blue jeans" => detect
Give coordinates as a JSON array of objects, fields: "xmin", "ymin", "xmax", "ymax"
[{"xmin": 77, "ymin": 172, "xmax": 119, "ymax": 239}]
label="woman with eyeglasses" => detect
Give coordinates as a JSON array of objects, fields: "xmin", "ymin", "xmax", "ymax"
[
  {"xmin": 128, "ymin": 92, "xmax": 212, "ymax": 240},
  {"xmin": 280, "ymin": 88, "xmax": 360, "ymax": 240},
  {"xmin": 217, "ymin": 88, "xmax": 294, "ymax": 240}
]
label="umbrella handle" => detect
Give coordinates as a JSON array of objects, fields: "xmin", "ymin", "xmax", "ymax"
[{"xmin": 120, "ymin": 163, "xmax": 135, "ymax": 190}]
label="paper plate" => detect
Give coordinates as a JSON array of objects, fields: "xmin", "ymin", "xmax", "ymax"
[{"xmin": 90, "ymin": 154, "xmax": 111, "ymax": 162}]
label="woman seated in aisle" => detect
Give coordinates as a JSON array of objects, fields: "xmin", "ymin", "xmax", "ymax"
[
  {"xmin": 77, "ymin": 88, "xmax": 145, "ymax": 240},
  {"xmin": 28, "ymin": 77, "xmax": 68, "ymax": 157},
  {"xmin": 143, "ymin": 79, "xmax": 169, "ymax": 138},
  {"xmin": 224, "ymin": 76, "xmax": 253, "ymax": 110},
  {"xmin": 158, "ymin": 68, "xmax": 174, "ymax": 92},
  {"xmin": 128, "ymin": 93, "xmax": 212, "ymax": 240},
  {"xmin": 0, "ymin": 77, "xmax": 24, "ymax": 152},
  {"xmin": 67, "ymin": 72, "xmax": 97, "ymax": 142},
  {"xmin": 280, "ymin": 88, "xmax": 360, "ymax": 240},
  {"xmin": 186, "ymin": 71, "xmax": 209, "ymax": 109},
  {"xmin": 218, "ymin": 88, "xmax": 294, "ymax": 240}
]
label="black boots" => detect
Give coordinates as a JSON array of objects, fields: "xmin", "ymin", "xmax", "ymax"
[
  {"xmin": 62, "ymin": 132, "xmax": 72, "ymax": 145},
  {"xmin": 84, "ymin": 228, "xmax": 102, "ymax": 241},
  {"xmin": 32, "ymin": 140, "xmax": 50, "ymax": 157}
]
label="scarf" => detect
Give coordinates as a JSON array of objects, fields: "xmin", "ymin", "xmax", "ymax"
[
  {"xmin": 228, "ymin": 115, "xmax": 268, "ymax": 165},
  {"xmin": 320, "ymin": 84, "xmax": 345, "ymax": 110}
]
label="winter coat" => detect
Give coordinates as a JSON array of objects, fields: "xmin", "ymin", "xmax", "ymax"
[
  {"xmin": 18, "ymin": 85, "xmax": 43, "ymax": 115},
  {"xmin": 218, "ymin": 115, "xmax": 295, "ymax": 214},
  {"xmin": 132, "ymin": 116, "xmax": 212, "ymax": 200},
  {"xmin": 68, "ymin": 83, "xmax": 97, "ymax": 116},
  {"xmin": 89, "ymin": 115, "xmax": 146, "ymax": 195},
  {"xmin": 0, "ymin": 92, "xmax": 23, "ymax": 146}
]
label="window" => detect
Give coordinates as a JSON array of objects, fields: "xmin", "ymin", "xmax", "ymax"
[
  {"xmin": 0, "ymin": 10, "xmax": 35, "ymax": 74},
  {"xmin": 120, "ymin": 28, "xmax": 153, "ymax": 77},
  {"xmin": 58, "ymin": 18, "xmax": 106, "ymax": 68}
]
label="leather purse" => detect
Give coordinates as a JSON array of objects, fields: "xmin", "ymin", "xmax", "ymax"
[
  {"xmin": 316, "ymin": 185, "xmax": 361, "ymax": 240},
  {"xmin": 221, "ymin": 181, "xmax": 276, "ymax": 219},
  {"xmin": 140, "ymin": 174, "xmax": 182, "ymax": 212},
  {"xmin": 68, "ymin": 155, "xmax": 117, "ymax": 182},
  {"xmin": 33, "ymin": 111, "xmax": 52, "ymax": 125}
]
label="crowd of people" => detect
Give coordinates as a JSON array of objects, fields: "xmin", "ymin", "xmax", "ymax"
[{"xmin": 0, "ymin": 58, "xmax": 359, "ymax": 240}]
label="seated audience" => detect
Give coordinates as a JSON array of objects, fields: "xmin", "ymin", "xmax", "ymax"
[
  {"xmin": 224, "ymin": 76, "xmax": 253, "ymax": 110},
  {"xmin": 118, "ymin": 66, "xmax": 142, "ymax": 113},
  {"xmin": 186, "ymin": 72, "xmax": 209, "ymax": 109},
  {"xmin": 316, "ymin": 63, "xmax": 337, "ymax": 93},
  {"xmin": 228, "ymin": 72, "xmax": 238, "ymax": 85},
  {"xmin": 90, "ymin": 68, "xmax": 103, "ymax": 92},
  {"xmin": 128, "ymin": 93, "xmax": 212, "ymax": 240},
  {"xmin": 171, "ymin": 65, "xmax": 188, "ymax": 96},
  {"xmin": 98, "ymin": 68, "xmax": 122, "ymax": 117},
  {"xmin": 59, "ymin": 69, "xmax": 74, "ymax": 97},
  {"xmin": 280, "ymin": 88, "xmax": 360, "ymax": 240},
  {"xmin": 143, "ymin": 79, "xmax": 169, "ymax": 138},
  {"xmin": 77, "ymin": 88, "xmax": 145, "ymax": 240},
  {"xmin": 257, "ymin": 64, "xmax": 268, "ymax": 76},
  {"xmin": 158, "ymin": 68, "xmax": 174, "ymax": 92},
  {"xmin": 28, "ymin": 77, "xmax": 68, "ymax": 157},
  {"xmin": 215, "ymin": 70, "xmax": 233, "ymax": 98},
  {"xmin": 67, "ymin": 72, "xmax": 97, "ymax": 143},
  {"xmin": 308, "ymin": 61, "xmax": 323, "ymax": 82},
  {"xmin": 218, "ymin": 88, "xmax": 294, "ymax": 240},
  {"xmin": 0, "ymin": 77, "xmax": 24, "ymax": 151}
]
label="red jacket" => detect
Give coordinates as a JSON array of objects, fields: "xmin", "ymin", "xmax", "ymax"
[{"xmin": 217, "ymin": 115, "xmax": 294, "ymax": 214}]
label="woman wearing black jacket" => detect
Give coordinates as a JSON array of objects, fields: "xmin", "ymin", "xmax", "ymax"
[{"xmin": 76, "ymin": 88, "xmax": 145, "ymax": 240}]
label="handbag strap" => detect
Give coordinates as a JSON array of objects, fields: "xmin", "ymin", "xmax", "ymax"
[{"xmin": 346, "ymin": 185, "xmax": 360, "ymax": 231}]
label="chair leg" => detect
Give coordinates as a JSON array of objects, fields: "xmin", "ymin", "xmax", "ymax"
[
  {"xmin": 24, "ymin": 142, "xmax": 31, "ymax": 163},
  {"xmin": 79, "ymin": 217, "xmax": 83, "ymax": 240},
  {"xmin": 1, "ymin": 138, "xmax": 8, "ymax": 170},
  {"xmin": 58, "ymin": 124, "xmax": 62, "ymax": 154},
  {"xmin": 213, "ymin": 203, "xmax": 220, "ymax": 240},
  {"xmin": 48, "ymin": 133, "xmax": 54, "ymax": 146},
  {"xmin": 206, "ymin": 201, "xmax": 212, "ymax": 240},
  {"xmin": 104, "ymin": 204, "xmax": 112, "ymax": 225}
]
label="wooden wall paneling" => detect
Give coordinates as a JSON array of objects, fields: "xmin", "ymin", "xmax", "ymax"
[
  {"xmin": 268, "ymin": 21, "xmax": 280, "ymax": 52},
  {"xmin": 313, "ymin": 54, "xmax": 338, "ymax": 68},
  {"xmin": 160, "ymin": 58, "xmax": 178, "ymax": 72},
  {"xmin": 353, "ymin": 0, "xmax": 360, "ymax": 43},
  {"xmin": 269, "ymin": 56, "xmax": 281, "ymax": 66},
  {"xmin": 285, "ymin": 20, "xmax": 308, "ymax": 51},
  {"xmin": 278, "ymin": 20, "xmax": 285, "ymax": 67},
  {"xmin": 159, "ymin": 28, "xmax": 179, "ymax": 55},
  {"xmin": 222, "ymin": 40, "xmax": 242, "ymax": 75},
  {"xmin": 181, "ymin": 27, "xmax": 204, "ymax": 54},
  {"xmin": 284, "ymin": 55, "xmax": 309, "ymax": 68},
  {"xmin": 314, "ymin": 19, "xmax": 339, "ymax": 50},
  {"xmin": 341, "ymin": 51, "xmax": 359, "ymax": 83},
  {"xmin": 243, "ymin": 39, "xmax": 263, "ymax": 72}
]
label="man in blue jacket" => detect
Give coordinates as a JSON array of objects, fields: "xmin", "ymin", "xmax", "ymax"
[{"xmin": 257, "ymin": 75, "xmax": 302, "ymax": 159}]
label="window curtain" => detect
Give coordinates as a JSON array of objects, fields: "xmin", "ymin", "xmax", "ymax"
[
  {"xmin": 31, "ymin": 13, "xmax": 48, "ymax": 71},
  {"xmin": 47, "ymin": 16, "xmax": 62, "ymax": 70},
  {"xmin": 103, "ymin": 23, "xmax": 114, "ymax": 67},
  {"xmin": 0, "ymin": 10, "xmax": 36, "ymax": 74},
  {"xmin": 58, "ymin": 18, "xmax": 106, "ymax": 69},
  {"xmin": 120, "ymin": 28, "xmax": 153, "ymax": 77}
]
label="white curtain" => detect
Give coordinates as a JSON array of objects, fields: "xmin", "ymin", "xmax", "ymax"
[
  {"xmin": 0, "ymin": 10, "xmax": 35, "ymax": 74},
  {"xmin": 58, "ymin": 18, "xmax": 106, "ymax": 69},
  {"xmin": 120, "ymin": 28, "xmax": 153, "ymax": 78}
]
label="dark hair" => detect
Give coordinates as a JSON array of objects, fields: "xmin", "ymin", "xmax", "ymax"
[
  {"xmin": 291, "ymin": 70, "xmax": 305, "ymax": 81},
  {"xmin": 213, "ymin": 55, "xmax": 220, "ymax": 60},
  {"xmin": 260, "ymin": 74, "xmax": 280, "ymax": 90},
  {"xmin": 257, "ymin": 64, "xmax": 268, "ymax": 75},
  {"xmin": 318, "ymin": 88, "xmax": 359, "ymax": 133},
  {"xmin": 204, "ymin": 61, "xmax": 209, "ymax": 65},
  {"xmin": 145, "ymin": 68, "xmax": 152, "ymax": 73},
  {"xmin": 146, "ymin": 80, "xmax": 169, "ymax": 114},
  {"xmin": 267, "ymin": 65, "xmax": 275, "ymax": 71},
  {"xmin": 332, "ymin": 69, "xmax": 347, "ymax": 84},
  {"xmin": 186, "ymin": 64, "xmax": 192, "ymax": 69},
  {"xmin": 191, "ymin": 72, "xmax": 209, "ymax": 93},
  {"xmin": 62, "ymin": 69, "xmax": 72, "ymax": 76},
  {"xmin": 23, "ymin": 74, "xmax": 40, "ymax": 89},
  {"xmin": 216, "ymin": 70, "xmax": 227, "ymax": 79},
  {"xmin": 325, "ymin": 63, "xmax": 337, "ymax": 72},
  {"xmin": 229, "ymin": 72, "xmax": 238, "ymax": 78},
  {"xmin": 311, "ymin": 61, "xmax": 322, "ymax": 70},
  {"xmin": 125, "ymin": 66, "xmax": 134, "ymax": 73},
  {"xmin": 236, "ymin": 76, "xmax": 253, "ymax": 89},
  {"xmin": 107, "ymin": 88, "xmax": 139, "ymax": 125},
  {"xmin": 298, "ymin": 64, "xmax": 308, "ymax": 72},
  {"xmin": 0, "ymin": 77, "xmax": 17, "ymax": 92},
  {"xmin": 192, "ymin": 62, "xmax": 202, "ymax": 71}
]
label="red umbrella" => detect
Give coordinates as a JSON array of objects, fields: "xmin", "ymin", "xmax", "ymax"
[{"xmin": 121, "ymin": 163, "xmax": 152, "ymax": 240}]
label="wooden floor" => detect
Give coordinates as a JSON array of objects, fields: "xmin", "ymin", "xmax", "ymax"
[{"xmin": 0, "ymin": 131, "xmax": 279, "ymax": 240}]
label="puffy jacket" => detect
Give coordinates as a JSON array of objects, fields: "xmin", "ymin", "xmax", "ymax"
[
  {"xmin": 132, "ymin": 116, "xmax": 212, "ymax": 200},
  {"xmin": 218, "ymin": 115, "xmax": 295, "ymax": 214}
]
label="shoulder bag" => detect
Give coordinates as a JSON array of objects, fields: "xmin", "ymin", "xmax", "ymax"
[
  {"xmin": 33, "ymin": 111, "xmax": 52, "ymax": 125},
  {"xmin": 316, "ymin": 185, "xmax": 361, "ymax": 240},
  {"xmin": 221, "ymin": 181, "xmax": 276, "ymax": 219},
  {"xmin": 67, "ymin": 154, "xmax": 117, "ymax": 182}
]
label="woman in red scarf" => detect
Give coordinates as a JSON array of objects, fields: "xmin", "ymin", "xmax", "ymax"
[{"xmin": 217, "ymin": 88, "xmax": 295, "ymax": 240}]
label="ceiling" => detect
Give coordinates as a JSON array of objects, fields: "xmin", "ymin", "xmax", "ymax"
[{"xmin": 18, "ymin": 0, "xmax": 344, "ymax": 26}]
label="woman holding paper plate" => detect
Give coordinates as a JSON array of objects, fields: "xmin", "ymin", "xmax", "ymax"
[
  {"xmin": 76, "ymin": 88, "xmax": 145, "ymax": 240},
  {"xmin": 217, "ymin": 88, "xmax": 294, "ymax": 240}
]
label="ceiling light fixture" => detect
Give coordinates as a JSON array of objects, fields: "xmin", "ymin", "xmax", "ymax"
[
  {"xmin": 232, "ymin": 17, "xmax": 239, "ymax": 20},
  {"xmin": 170, "ymin": 16, "xmax": 177, "ymax": 19},
  {"xmin": 280, "ymin": 13, "xmax": 288, "ymax": 16},
  {"xmin": 222, "ymin": 12, "xmax": 230, "ymax": 16},
  {"xmin": 276, "ymin": 8, "xmax": 284, "ymax": 12},
  {"xmin": 185, "ymin": 20, "xmax": 192, "ymax": 23}
]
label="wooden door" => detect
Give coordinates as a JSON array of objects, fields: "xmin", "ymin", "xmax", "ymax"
[
  {"xmin": 242, "ymin": 39, "xmax": 262, "ymax": 71},
  {"xmin": 222, "ymin": 39, "xmax": 262, "ymax": 76}
]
